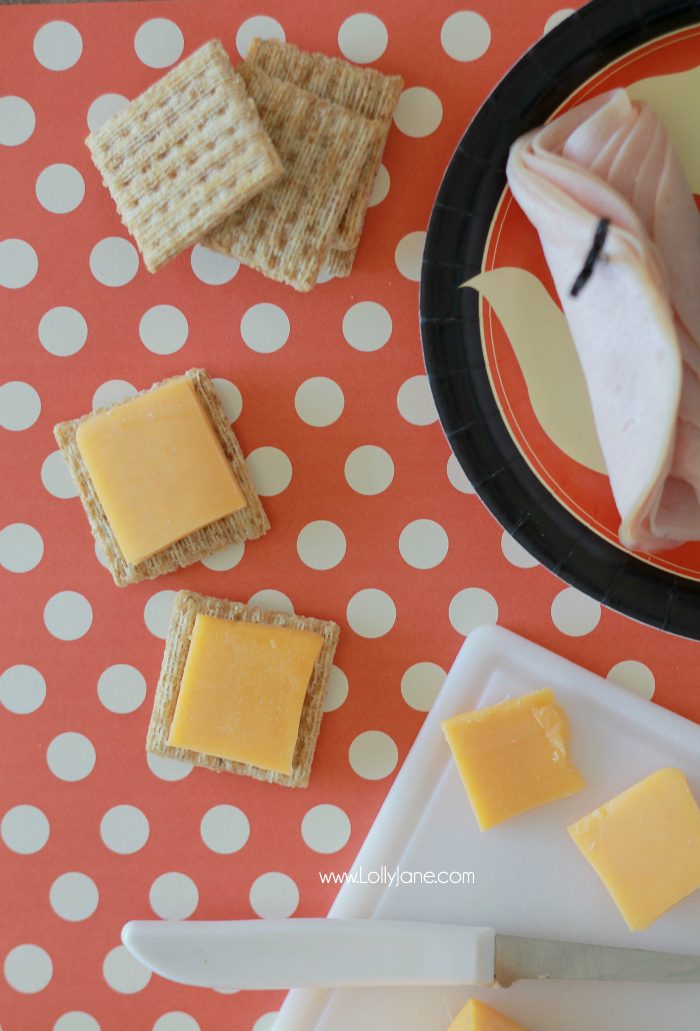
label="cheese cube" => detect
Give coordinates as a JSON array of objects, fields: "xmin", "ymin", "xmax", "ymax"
[
  {"xmin": 448, "ymin": 998, "xmax": 528, "ymax": 1031},
  {"xmin": 568, "ymin": 768, "xmax": 700, "ymax": 930},
  {"xmin": 442, "ymin": 688, "xmax": 585, "ymax": 830},
  {"xmin": 167, "ymin": 614, "xmax": 323, "ymax": 775}
]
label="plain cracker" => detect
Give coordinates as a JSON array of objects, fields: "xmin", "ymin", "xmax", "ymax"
[
  {"xmin": 54, "ymin": 368, "xmax": 269, "ymax": 587},
  {"xmin": 146, "ymin": 590, "xmax": 340, "ymax": 788},
  {"xmin": 86, "ymin": 39, "xmax": 282, "ymax": 273}
]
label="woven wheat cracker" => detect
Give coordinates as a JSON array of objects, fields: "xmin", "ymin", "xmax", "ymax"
[
  {"xmin": 54, "ymin": 368, "xmax": 269, "ymax": 587},
  {"xmin": 146, "ymin": 590, "xmax": 340, "ymax": 788},
  {"xmin": 204, "ymin": 64, "xmax": 380, "ymax": 291},
  {"xmin": 248, "ymin": 38, "xmax": 403, "ymax": 272},
  {"xmin": 86, "ymin": 39, "xmax": 282, "ymax": 273}
]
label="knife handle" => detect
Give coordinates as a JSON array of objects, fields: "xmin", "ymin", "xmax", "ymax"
[{"xmin": 122, "ymin": 918, "xmax": 496, "ymax": 989}]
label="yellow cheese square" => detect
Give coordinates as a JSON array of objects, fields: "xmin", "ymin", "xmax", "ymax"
[
  {"xmin": 568, "ymin": 768, "xmax": 700, "ymax": 931},
  {"xmin": 442, "ymin": 688, "xmax": 585, "ymax": 830},
  {"xmin": 167, "ymin": 614, "xmax": 324, "ymax": 775},
  {"xmin": 75, "ymin": 377, "xmax": 246, "ymax": 565},
  {"xmin": 448, "ymin": 999, "xmax": 528, "ymax": 1031}
]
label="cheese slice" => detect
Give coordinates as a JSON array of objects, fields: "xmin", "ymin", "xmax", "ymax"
[
  {"xmin": 442, "ymin": 688, "xmax": 585, "ymax": 830},
  {"xmin": 167, "ymin": 614, "xmax": 323, "ymax": 775},
  {"xmin": 568, "ymin": 767, "xmax": 700, "ymax": 930},
  {"xmin": 448, "ymin": 998, "xmax": 528, "ymax": 1031},
  {"xmin": 75, "ymin": 376, "xmax": 246, "ymax": 565}
]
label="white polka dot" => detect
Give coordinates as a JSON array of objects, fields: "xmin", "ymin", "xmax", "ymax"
[
  {"xmin": 349, "ymin": 730, "xmax": 398, "ymax": 780},
  {"xmin": 246, "ymin": 447, "xmax": 292, "ymax": 496},
  {"xmin": 0, "ymin": 381, "xmax": 41, "ymax": 431},
  {"xmin": 41, "ymin": 450, "xmax": 77, "ymax": 499},
  {"xmin": 100, "ymin": 805, "xmax": 150, "ymax": 855},
  {"xmin": 4, "ymin": 944, "xmax": 52, "ymax": 993},
  {"xmin": 338, "ymin": 13, "xmax": 388, "ymax": 63},
  {"xmin": 301, "ymin": 804, "xmax": 351, "ymax": 853},
  {"xmin": 316, "ymin": 267, "xmax": 335, "ymax": 284},
  {"xmin": 501, "ymin": 531, "xmax": 539, "ymax": 569},
  {"xmin": 249, "ymin": 872, "xmax": 299, "ymax": 918},
  {"xmin": 38, "ymin": 307, "xmax": 88, "ymax": 357},
  {"xmin": 103, "ymin": 945, "xmax": 151, "ymax": 994},
  {"xmin": 544, "ymin": 8, "xmax": 575, "ymax": 32},
  {"xmin": 397, "ymin": 375, "xmax": 438, "ymax": 425},
  {"xmin": 252, "ymin": 1016, "xmax": 279, "ymax": 1031},
  {"xmin": 92, "ymin": 379, "xmax": 136, "ymax": 410},
  {"xmin": 394, "ymin": 231, "xmax": 425, "ymax": 281},
  {"xmin": 236, "ymin": 16, "xmax": 285, "ymax": 58},
  {"xmin": 35, "ymin": 164, "xmax": 84, "ymax": 214},
  {"xmin": 139, "ymin": 305, "xmax": 188, "ymax": 354},
  {"xmin": 201, "ymin": 541, "xmax": 245, "ymax": 571},
  {"xmin": 134, "ymin": 19, "xmax": 184, "ymax": 68},
  {"xmin": 34, "ymin": 21, "xmax": 83, "ymax": 71},
  {"xmin": 1, "ymin": 805, "xmax": 49, "ymax": 854},
  {"xmin": 607, "ymin": 660, "xmax": 656, "ymax": 700},
  {"xmin": 449, "ymin": 588, "xmax": 498, "ymax": 635},
  {"xmin": 54, "ymin": 1013, "xmax": 101, "ymax": 1031},
  {"xmin": 149, "ymin": 872, "xmax": 198, "ymax": 920},
  {"xmin": 440, "ymin": 11, "xmax": 491, "ymax": 61},
  {"xmin": 153, "ymin": 1015, "xmax": 200, "ymax": 1031},
  {"xmin": 97, "ymin": 665, "xmax": 146, "ymax": 714},
  {"xmin": 190, "ymin": 245, "xmax": 239, "ymax": 285},
  {"xmin": 50, "ymin": 872, "xmax": 99, "ymax": 921},
  {"xmin": 212, "ymin": 378, "xmax": 242, "ymax": 422},
  {"xmin": 0, "ymin": 665, "xmax": 46, "ymax": 715},
  {"xmin": 0, "ymin": 240, "xmax": 38, "ymax": 288},
  {"xmin": 342, "ymin": 301, "xmax": 392, "ymax": 352},
  {"xmin": 200, "ymin": 805, "xmax": 250, "ymax": 854},
  {"xmin": 394, "ymin": 87, "xmax": 442, "ymax": 137},
  {"xmin": 90, "ymin": 238, "xmax": 139, "ymax": 287},
  {"xmin": 368, "ymin": 165, "xmax": 390, "ymax": 207},
  {"xmin": 44, "ymin": 591, "xmax": 92, "ymax": 641},
  {"xmin": 399, "ymin": 519, "xmax": 448, "ymax": 569},
  {"xmin": 241, "ymin": 303, "xmax": 290, "ymax": 353},
  {"xmin": 47, "ymin": 732, "xmax": 95, "ymax": 782},
  {"xmin": 248, "ymin": 589, "xmax": 294, "ymax": 614},
  {"xmin": 297, "ymin": 521, "xmax": 346, "ymax": 570},
  {"xmin": 323, "ymin": 666, "xmax": 349, "ymax": 712},
  {"xmin": 0, "ymin": 524, "xmax": 44, "ymax": 573},
  {"xmin": 347, "ymin": 588, "xmax": 396, "ymax": 638},
  {"xmin": 447, "ymin": 453, "xmax": 475, "ymax": 494},
  {"xmin": 551, "ymin": 587, "xmax": 601, "ymax": 637},
  {"xmin": 0, "ymin": 97, "xmax": 35, "ymax": 146},
  {"xmin": 344, "ymin": 445, "xmax": 394, "ymax": 495},
  {"xmin": 86, "ymin": 93, "xmax": 128, "ymax": 132},
  {"xmin": 94, "ymin": 541, "xmax": 109, "ymax": 569},
  {"xmin": 295, "ymin": 377, "xmax": 344, "ymax": 427},
  {"xmin": 144, "ymin": 590, "xmax": 177, "ymax": 639},
  {"xmin": 147, "ymin": 752, "xmax": 193, "ymax": 781},
  {"xmin": 401, "ymin": 662, "xmax": 446, "ymax": 711}
]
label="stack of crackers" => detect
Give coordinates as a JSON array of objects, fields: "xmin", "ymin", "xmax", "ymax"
[{"xmin": 87, "ymin": 38, "xmax": 403, "ymax": 290}]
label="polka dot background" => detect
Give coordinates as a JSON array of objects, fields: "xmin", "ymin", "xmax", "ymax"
[{"xmin": 1, "ymin": 1, "xmax": 698, "ymax": 1027}]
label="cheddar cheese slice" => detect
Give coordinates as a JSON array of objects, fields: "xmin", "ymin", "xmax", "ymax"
[
  {"xmin": 75, "ymin": 376, "xmax": 246, "ymax": 565},
  {"xmin": 167, "ymin": 614, "xmax": 323, "ymax": 775},
  {"xmin": 448, "ymin": 998, "xmax": 528, "ymax": 1031},
  {"xmin": 568, "ymin": 768, "xmax": 700, "ymax": 930},
  {"xmin": 442, "ymin": 688, "xmax": 585, "ymax": 830}
]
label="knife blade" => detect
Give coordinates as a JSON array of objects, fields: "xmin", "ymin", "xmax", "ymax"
[{"xmin": 121, "ymin": 919, "xmax": 700, "ymax": 991}]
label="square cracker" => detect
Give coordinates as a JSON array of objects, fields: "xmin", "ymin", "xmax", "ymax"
[
  {"xmin": 86, "ymin": 39, "xmax": 282, "ymax": 273},
  {"xmin": 204, "ymin": 64, "xmax": 380, "ymax": 291},
  {"xmin": 146, "ymin": 590, "xmax": 340, "ymax": 788},
  {"xmin": 248, "ymin": 38, "xmax": 403, "ymax": 272},
  {"xmin": 54, "ymin": 368, "xmax": 269, "ymax": 587}
]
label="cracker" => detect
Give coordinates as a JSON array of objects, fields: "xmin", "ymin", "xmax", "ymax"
[
  {"xmin": 323, "ymin": 248, "xmax": 355, "ymax": 279},
  {"xmin": 204, "ymin": 64, "xmax": 380, "ymax": 291},
  {"xmin": 86, "ymin": 39, "xmax": 282, "ymax": 273},
  {"xmin": 54, "ymin": 369, "xmax": 269, "ymax": 587},
  {"xmin": 247, "ymin": 38, "xmax": 403, "ymax": 258},
  {"xmin": 146, "ymin": 590, "xmax": 340, "ymax": 788}
]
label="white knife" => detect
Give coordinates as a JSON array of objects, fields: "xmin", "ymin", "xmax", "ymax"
[{"xmin": 121, "ymin": 919, "xmax": 700, "ymax": 990}]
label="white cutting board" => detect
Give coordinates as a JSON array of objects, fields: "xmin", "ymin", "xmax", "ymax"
[{"xmin": 275, "ymin": 626, "xmax": 700, "ymax": 1031}]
